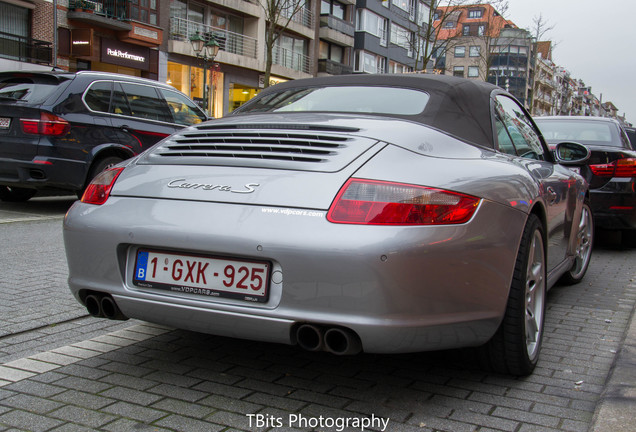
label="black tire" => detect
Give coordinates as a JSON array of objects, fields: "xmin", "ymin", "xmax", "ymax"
[
  {"xmin": 480, "ymin": 214, "xmax": 546, "ymax": 376},
  {"xmin": 0, "ymin": 186, "xmax": 37, "ymax": 202},
  {"xmin": 559, "ymin": 202, "xmax": 593, "ymax": 285}
]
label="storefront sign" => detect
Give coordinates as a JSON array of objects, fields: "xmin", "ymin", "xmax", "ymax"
[
  {"xmin": 259, "ymin": 74, "xmax": 288, "ymax": 88},
  {"xmin": 101, "ymin": 39, "xmax": 150, "ymax": 71},
  {"xmin": 71, "ymin": 29, "xmax": 93, "ymax": 57}
]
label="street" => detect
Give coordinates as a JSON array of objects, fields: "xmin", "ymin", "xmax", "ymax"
[{"xmin": 0, "ymin": 196, "xmax": 635, "ymax": 432}]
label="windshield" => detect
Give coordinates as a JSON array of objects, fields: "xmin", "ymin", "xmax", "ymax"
[
  {"xmin": 236, "ymin": 86, "xmax": 430, "ymax": 116},
  {"xmin": 536, "ymin": 119, "xmax": 623, "ymax": 147}
]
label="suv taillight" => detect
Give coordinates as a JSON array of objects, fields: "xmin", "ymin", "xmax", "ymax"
[
  {"xmin": 20, "ymin": 112, "xmax": 70, "ymax": 136},
  {"xmin": 590, "ymin": 158, "xmax": 636, "ymax": 178},
  {"xmin": 327, "ymin": 179, "xmax": 481, "ymax": 225}
]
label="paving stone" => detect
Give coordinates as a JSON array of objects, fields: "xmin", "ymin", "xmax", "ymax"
[
  {"xmin": 49, "ymin": 405, "xmax": 118, "ymax": 428},
  {"xmin": 155, "ymin": 414, "xmax": 225, "ymax": 432}
]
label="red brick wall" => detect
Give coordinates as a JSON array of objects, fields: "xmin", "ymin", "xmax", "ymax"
[{"xmin": 32, "ymin": 1, "xmax": 55, "ymax": 43}]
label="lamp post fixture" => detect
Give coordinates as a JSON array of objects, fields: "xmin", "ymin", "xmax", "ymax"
[{"xmin": 189, "ymin": 30, "xmax": 220, "ymax": 115}]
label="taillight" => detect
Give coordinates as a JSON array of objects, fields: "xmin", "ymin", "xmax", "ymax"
[
  {"xmin": 590, "ymin": 158, "xmax": 636, "ymax": 178},
  {"xmin": 327, "ymin": 179, "xmax": 480, "ymax": 225},
  {"xmin": 20, "ymin": 112, "xmax": 70, "ymax": 136},
  {"xmin": 81, "ymin": 167, "xmax": 124, "ymax": 205}
]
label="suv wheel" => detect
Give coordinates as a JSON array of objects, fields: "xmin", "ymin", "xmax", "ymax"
[{"xmin": 0, "ymin": 186, "xmax": 37, "ymax": 202}]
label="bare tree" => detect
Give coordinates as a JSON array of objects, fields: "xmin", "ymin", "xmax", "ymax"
[
  {"xmin": 528, "ymin": 14, "xmax": 555, "ymax": 114},
  {"xmin": 260, "ymin": 0, "xmax": 308, "ymax": 88},
  {"xmin": 425, "ymin": 0, "xmax": 510, "ymax": 77},
  {"xmin": 412, "ymin": 0, "xmax": 472, "ymax": 73}
]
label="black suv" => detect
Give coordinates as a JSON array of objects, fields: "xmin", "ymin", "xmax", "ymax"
[{"xmin": 0, "ymin": 71, "xmax": 208, "ymax": 201}]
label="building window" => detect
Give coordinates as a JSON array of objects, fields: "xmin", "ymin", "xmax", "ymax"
[
  {"xmin": 390, "ymin": 61, "xmax": 412, "ymax": 73},
  {"xmin": 321, "ymin": 0, "xmax": 345, "ymax": 20},
  {"xmin": 453, "ymin": 66, "xmax": 464, "ymax": 77},
  {"xmin": 469, "ymin": 46, "xmax": 480, "ymax": 57},
  {"xmin": 444, "ymin": 20, "xmax": 456, "ymax": 28},
  {"xmin": 392, "ymin": 0, "xmax": 410, "ymax": 13},
  {"xmin": 355, "ymin": 50, "xmax": 386, "ymax": 73},
  {"xmin": 468, "ymin": 66, "xmax": 479, "ymax": 77},
  {"xmin": 468, "ymin": 9, "xmax": 482, "ymax": 19},
  {"xmin": 463, "ymin": 25, "xmax": 470, "ymax": 35},
  {"xmin": 417, "ymin": 1, "xmax": 429, "ymax": 26},
  {"xmin": 391, "ymin": 23, "xmax": 413, "ymax": 56},
  {"xmin": 356, "ymin": 9, "xmax": 388, "ymax": 46},
  {"xmin": 319, "ymin": 40, "xmax": 344, "ymax": 63},
  {"xmin": 454, "ymin": 46, "xmax": 465, "ymax": 57},
  {"xmin": 131, "ymin": 0, "xmax": 158, "ymax": 25},
  {"xmin": 478, "ymin": 25, "xmax": 485, "ymax": 36}
]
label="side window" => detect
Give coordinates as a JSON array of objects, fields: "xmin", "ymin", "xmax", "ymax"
[
  {"xmin": 159, "ymin": 89, "xmax": 207, "ymax": 125},
  {"xmin": 84, "ymin": 81, "xmax": 112, "ymax": 113},
  {"xmin": 494, "ymin": 95, "xmax": 546, "ymax": 160},
  {"xmin": 111, "ymin": 83, "xmax": 131, "ymax": 116},
  {"xmin": 120, "ymin": 82, "xmax": 173, "ymax": 123}
]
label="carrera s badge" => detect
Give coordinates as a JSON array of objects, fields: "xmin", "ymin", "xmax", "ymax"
[{"xmin": 167, "ymin": 179, "xmax": 259, "ymax": 194}]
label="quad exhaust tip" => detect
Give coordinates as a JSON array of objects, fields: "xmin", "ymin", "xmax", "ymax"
[
  {"xmin": 84, "ymin": 292, "xmax": 128, "ymax": 321},
  {"xmin": 295, "ymin": 323, "xmax": 362, "ymax": 355}
]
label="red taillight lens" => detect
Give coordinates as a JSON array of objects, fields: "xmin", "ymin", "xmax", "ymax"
[
  {"xmin": 590, "ymin": 158, "xmax": 636, "ymax": 178},
  {"xmin": 81, "ymin": 167, "xmax": 124, "ymax": 205},
  {"xmin": 327, "ymin": 179, "xmax": 481, "ymax": 225},
  {"xmin": 20, "ymin": 112, "xmax": 70, "ymax": 136}
]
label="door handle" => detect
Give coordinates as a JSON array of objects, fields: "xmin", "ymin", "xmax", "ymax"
[{"xmin": 546, "ymin": 186, "xmax": 557, "ymax": 203}]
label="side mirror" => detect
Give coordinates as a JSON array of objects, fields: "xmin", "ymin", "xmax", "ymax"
[{"xmin": 554, "ymin": 142, "xmax": 590, "ymax": 165}]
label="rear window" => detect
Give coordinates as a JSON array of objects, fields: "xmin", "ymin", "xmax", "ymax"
[
  {"xmin": 536, "ymin": 119, "xmax": 624, "ymax": 147},
  {"xmin": 236, "ymin": 86, "xmax": 430, "ymax": 116},
  {"xmin": 0, "ymin": 78, "xmax": 61, "ymax": 104}
]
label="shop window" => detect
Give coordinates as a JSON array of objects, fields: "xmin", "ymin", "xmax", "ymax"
[{"xmin": 230, "ymin": 85, "xmax": 259, "ymax": 112}]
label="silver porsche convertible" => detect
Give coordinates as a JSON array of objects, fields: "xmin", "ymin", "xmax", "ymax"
[{"xmin": 64, "ymin": 74, "xmax": 593, "ymax": 375}]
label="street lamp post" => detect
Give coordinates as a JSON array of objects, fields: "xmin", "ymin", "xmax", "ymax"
[{"xmin": 189, "ymin": 30, "xmax": 220, "ymax": 115}]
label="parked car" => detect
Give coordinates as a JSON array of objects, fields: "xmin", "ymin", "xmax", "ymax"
[
  {"xmin": 0, "ymin": 70, "xmax": 207, "ymax": 201},
  {"xmin": 534, "ymin": 116, "xmax": 636, "ymax": 237},
  {"xmin": 64, "ymin": 74, "xmax": 592, "ymax": 376}
]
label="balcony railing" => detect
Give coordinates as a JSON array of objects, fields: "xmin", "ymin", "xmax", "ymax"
[
  {"xmin": 170, "ymin": 17, "xmax": 258, "ymax": 59},
  {"xmin": 69, "ymin": 0, "xmax": 129, "ymax": 19},
  {"xmin": 319, "ymin": 15, "xmax": 354, "ymax": 37},
  {"xmin": 0, "ymin": 31, "xmax": 52, "ymax": 65},
  {"xmin": 318, "ymin": 58, "xmax": 352, "ymax": 75},
  {"xmin": 283, "ymin": 6, "xmax": 314, "ymax": 28},
  {"xmin": 272, "ymin": 45, "xmax": 312, "ymax": 74}
]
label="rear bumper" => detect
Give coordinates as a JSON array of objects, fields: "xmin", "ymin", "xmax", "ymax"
[
  {"xmin": 64, "ymin": 196, "xmax": 528, "ymax": 354},
  {"xmin": 590, "ymin": 180, "xmax": 636, "ymax": 230},
  {"xmin": 0, "ymin": 157, "xmax": 86, "ymax": 191}
]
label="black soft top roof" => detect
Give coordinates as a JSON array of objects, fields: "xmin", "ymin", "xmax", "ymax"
[{"xmin": 239, "ymin": 74, "xmax": 501, "ymax": 149}]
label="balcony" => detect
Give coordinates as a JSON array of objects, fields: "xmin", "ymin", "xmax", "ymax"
[
  {"xmin": 170, "ymin": 17, "xmax": 258, "ymax": 59},
  {"xmin": 68, "ymin": 0, "xmax": 133, "ymax": 31},
  {"xmin": 320, "ymin": 15, "xmax": 354, "ymax": 37},
  {"xmin": 318, "ymin": 58, "xmax": 352, "ymax": 75},
  {"xmin": 272, "ymin": 45, "xmax": 312, "ymax": 74},
  {"xmin": 0, "ymin": 31, "xmax": 52, "ymax": 65}
]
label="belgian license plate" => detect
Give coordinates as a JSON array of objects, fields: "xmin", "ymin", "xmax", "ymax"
[
  {"xmin": 133, "ymin": 249, "xmax": 270, "ymax": 302},
  {"xmin": 0, "ymin": 117, "xmax": 10, "ymax": 129}
]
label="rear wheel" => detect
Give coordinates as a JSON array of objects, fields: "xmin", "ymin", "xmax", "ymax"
[
  {"xmin": 480, "ymin": 214, "xmax": 546, "ymax": 376},
  {"xmin": 0, "ymin": 186, "xmax": 37, "ymax": 202},
  {"xmin": 559, "ymin": 202, "xmax": 593, "ymax": 285}
]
